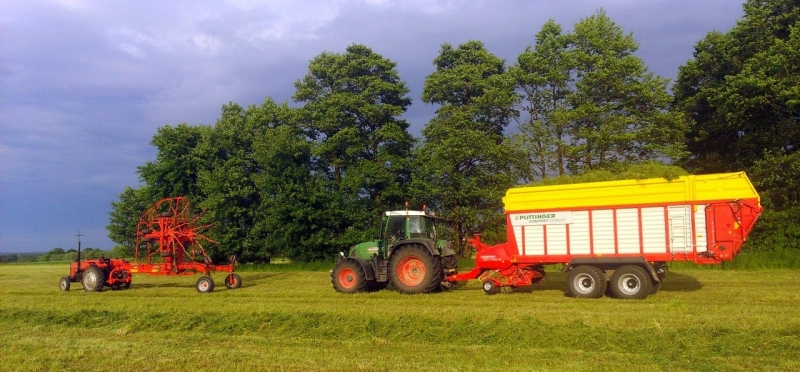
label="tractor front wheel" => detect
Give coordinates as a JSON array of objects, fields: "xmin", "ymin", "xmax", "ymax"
[
  {"xmin": 388, "ymin": 245, "xmax": 442, "ymax": 294},
  {"xmin": 59, "ymin": 276, "xmax": 70, "ymax": 291},
  {"xmin": 331, "ymin": 260, "xmax": 368, "ymax": 293},
  {"xmin": 224, "ymin": 273, "xmax": 243, "ymax": 289},
  {"xmin": 82, "ymin": 266, "xmax": 105, "ymax": 292},
  {"xmin": 196, "ymin": 276, "xmax": 215, "ymax": 293}
]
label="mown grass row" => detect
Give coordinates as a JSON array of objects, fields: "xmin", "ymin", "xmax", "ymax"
[
  {"xmin": 2, "ymin": 263, "xmax": 799, "ymax": 371},
  {"xmin": 3, "ymin": 305, "xmax": 798, "ymax": 359}
]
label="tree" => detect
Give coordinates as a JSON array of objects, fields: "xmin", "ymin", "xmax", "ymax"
[
  {"xmin": 415, "ymin": 41, "xmax": 518, "ymax": 253},
  {"xmin": 565, "ymin": 10, "xmax": 686, "ymax": 173},
  {"xmin": 293, "ymin": 44, "xmax": 415, "ymax": 242},
  {"xmin": 252, "ymin": 125, "xmax": 346, "ymax": 261},
  {"xmin": 137, "ymin": 123, "xmax": 212, "ymax": 201},
  {"xmin": 107, "ymin": 185, "xmax": 152, "ymax": 254},
  {"xmin": 196, "ymin": 99, "xmax": 302, "ymax": 262},
  {"xmin": 675, "ymin": 0, "xmax": 800, "ymax": 174},
  {"xmin": 510, "ymin": 11, "xmax": 686, "ymax": 179},
  {"xmin": 509, "ymin": 20, "xmax": 572, "ymax": 181}
]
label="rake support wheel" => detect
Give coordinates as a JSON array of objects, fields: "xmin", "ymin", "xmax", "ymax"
[
  {"xmin": 224, "ymin": 273, "xmax": 242, "ymax": 289},
  {"xmin": 196, "ymin": 276, "xmax": 215, "ymax": 293}
]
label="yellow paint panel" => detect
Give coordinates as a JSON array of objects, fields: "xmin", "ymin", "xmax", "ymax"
[{"xmin": 504, "ymin": 172, "xmax": 759, "ymax": 212}]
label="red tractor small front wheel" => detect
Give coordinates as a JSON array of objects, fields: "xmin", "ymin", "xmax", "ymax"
[{"xmin": 59, "ymin": 277, "xmax": 71, "ymax": 291}]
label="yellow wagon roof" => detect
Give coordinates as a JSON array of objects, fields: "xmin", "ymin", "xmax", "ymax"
[{"xmin": 504, "ymin": 172, "xmax": 759, "ymax": 212}]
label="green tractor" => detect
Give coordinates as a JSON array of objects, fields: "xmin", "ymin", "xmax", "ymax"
[{"xmin": 330, "ymin": 209, "xmax": 458, "ymax": 294}]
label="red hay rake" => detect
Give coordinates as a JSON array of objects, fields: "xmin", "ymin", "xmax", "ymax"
[{"xmin": 59, "ymin": 196, "xmax": 241, "ymax": 293}]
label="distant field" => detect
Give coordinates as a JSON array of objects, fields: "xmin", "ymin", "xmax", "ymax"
[{"xmin": 1, "ymin": 263, "xmax": 798, "ymax": 371}]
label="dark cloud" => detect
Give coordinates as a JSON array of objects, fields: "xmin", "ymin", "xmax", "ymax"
[{"xmin": 0, "ymin": 0, "xmax": 742, "ymax": 252}]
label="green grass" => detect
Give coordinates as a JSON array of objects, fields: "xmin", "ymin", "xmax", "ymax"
[{"xmin": 1, "ymin": 264, "xmax": 799, "ymax": 371}]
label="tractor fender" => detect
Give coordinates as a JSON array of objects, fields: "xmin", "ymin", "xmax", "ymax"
[
  {"xmin": 440, "ymin": 241, "xmax": 456, "ymax": 257},
  {"xmin": 564, "ymin": 257, "xmax": 662, "ymax": 283},
  {"xmin": 346, "ymin": 257, "xmax": 376, "ymax": 281},
  {"xmin": 389, "ymin": 239, "xmax": 440, "ymax": 258}
]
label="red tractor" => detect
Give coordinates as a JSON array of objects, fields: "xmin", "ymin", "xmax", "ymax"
[{"xmin": 59, "ymin": 197, "xmax": 242, "ymax": 293}]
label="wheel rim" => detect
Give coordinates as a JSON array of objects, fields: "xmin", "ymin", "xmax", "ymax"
[
  {"xmin": 60, "ymin": 279, "xmax": 68, "ymax": 290},
  {"xmin": 199, "ymin": 279, "xmax": 209, "ymax": 291},
  {"xmin": 572, "ymin": 273, "xmax": 595, "ymax": 294},
  {"xmin": 84, "ymin": 271, "xmax": 98, "ymax": 288},
  {"xmin": 617, "ymin": 273, "xmax": 641, "ymax": 295},
  {"xmin": 227, "ymin": 275, "xmax": 238, "ymax": 287},
  {"xmin": 338, "ymin": 268, "xmax": 357, "ymax": 289},
  {"xmin": 482, "ymin": 281, "xmax": 494, "ymax": 292},
  {"xmin": 397, "ymin": 256, "xmax": 426, "ymax": 287}
]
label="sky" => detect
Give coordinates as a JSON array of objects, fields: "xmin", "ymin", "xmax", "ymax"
[{"xmin": 0, "ymin": 0, "xmax": 745, "ymax": 253}]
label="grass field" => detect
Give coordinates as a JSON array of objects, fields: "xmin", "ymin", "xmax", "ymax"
[{"xmin": 1, "ymin": 263, "xmax": 798, "ymax": 371}]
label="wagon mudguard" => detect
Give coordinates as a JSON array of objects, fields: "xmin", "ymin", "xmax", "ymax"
[{"xmin": 565, "ymin": 257, "xmax": 661, "ymax": 283}]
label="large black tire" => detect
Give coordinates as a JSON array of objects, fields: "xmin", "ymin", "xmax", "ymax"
[
  {"xmin": 388, "ymin": 244, "xmax": 442, "ymax": 294},
  {"xmin": 566, "ymin": 265, "xmax": 606, "ymax": 298},
  {"xmin": 196, "ymin": 276, "xmax": 215, "ymax": 293},
  {"xmin": 331, "ymin": 259, "xmax": 368, "ymax": 293},
  {"xmin": 441, "ymin": 254, "xmax": 458, "ymax": 273},
  {"xmin": 224, "ymin": 273, "xmax": 243, "ymax": 289},
  {"xmin": 82, "ymin": 266, "xmax": 105, "ymax": 292},
  {"xmin": 609, "ymin": 265, "xmax": 653, "ymax": 300},
  {"xmin": 367, "ymin": 280, "xmax": 388, "ymax": 292},
  {"xmin": 59, "ymin": 276, "xmax": 71, "ymax": 291}
]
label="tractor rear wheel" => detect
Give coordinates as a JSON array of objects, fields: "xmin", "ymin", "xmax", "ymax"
[
  {"xmin": 82, "ymin": 266, "xmax": 105, "ymax": 292},
  {"xmin": 566, "ymin": 265, "xmax": 605, "ymax": 298},
  {"xmin": 59, "ymin": 276, "xmax": 71, "ymax": 291},
  {"xmin": 196, "ymin": 276, "xmax": 215, "ymax": 293},
  {"xmin": 388, "ymin": 244, "xmax": 443, "ymax": 294},
  {"xmin": 331, "ymin": 260, "xmax": 368, "ymax": 293},
  {"xmin": 224, "ymin": 273, "xmax": 243, "ymax": 289}
]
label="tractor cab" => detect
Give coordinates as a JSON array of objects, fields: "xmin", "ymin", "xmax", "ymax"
[{"xmin": 381, "ymin": 210, "xmax": 438, "ymax": 246}]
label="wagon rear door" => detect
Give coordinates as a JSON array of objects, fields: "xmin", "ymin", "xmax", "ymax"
[{"xmin": 668, "ymin": 206, "xmax": 693, "ymax": 254}]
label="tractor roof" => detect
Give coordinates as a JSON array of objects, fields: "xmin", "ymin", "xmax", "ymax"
[{"xmin": 384, "ymin": 210, "xmax": 428, "ymax": 216}]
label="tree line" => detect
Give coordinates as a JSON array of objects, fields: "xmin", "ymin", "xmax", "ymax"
[{"xmin": 108, "ymin": 2, "xmax": 800, "ymax": 263}]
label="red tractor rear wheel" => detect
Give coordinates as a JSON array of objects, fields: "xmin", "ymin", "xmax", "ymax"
[{"xmin": 82, "ymin": 266, "xmax": 105, "ymax": 292}]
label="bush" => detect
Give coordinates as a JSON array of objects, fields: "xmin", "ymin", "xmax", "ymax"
[{"xmin": 743, "ymin": 207, "xmax": 800, "ymax": 253}]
